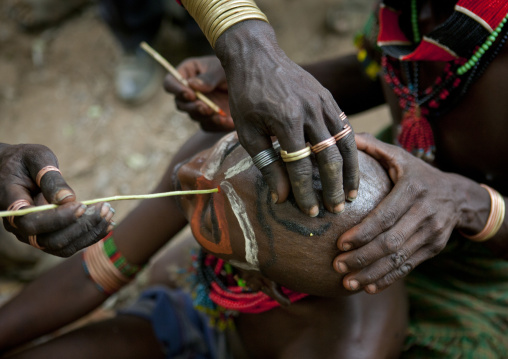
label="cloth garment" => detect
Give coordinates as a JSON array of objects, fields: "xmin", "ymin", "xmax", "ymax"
[
  {"xmin": 120, "ymin": 286, "xmax": 232, "ymax": 359},
  {"xmin": 402, "ymin": 237, "xmax": 508, "ymax": 358}
]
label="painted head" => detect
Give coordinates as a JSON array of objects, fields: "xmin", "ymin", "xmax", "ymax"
[{"xmin": 175, "ymin": 132, "xmax": 392, "ymax": 297}]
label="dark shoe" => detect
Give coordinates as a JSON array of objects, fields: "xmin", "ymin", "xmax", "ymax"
[{"xmin": 114, "ymin": 48, "xmax": 163, "ymax": 105}]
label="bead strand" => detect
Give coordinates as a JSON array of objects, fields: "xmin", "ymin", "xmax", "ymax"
[
  {"xmin": 411, "ymin": 0, "xmax": 421, "ymax": 43},
  {"xmin": 457, "ymin": 13, "xmax": 508, "ymax": 75}
]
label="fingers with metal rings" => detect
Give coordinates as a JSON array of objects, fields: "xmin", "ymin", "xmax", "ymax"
[
  {"xmin": 29, "ymin": 235, "xmax": 45, "ymax": 250},
  {"xmin": 334, "ymin": 124, "xmax": 352, "ymax": 142},
  {"xmin": 252, "ymin": 147, "xmax": 280, "ymax": 170},
  {"xmin": 311, "ymin": 137, "xmax": 337, "ymax": 154},
  {"xmin": 280, "ymin": 145, "xmax": 312, "ymax": 163},
  {"xmin": 36, "ymin": 166, "xmax": 61, "ymax": 187},
  {"xmin": 7, "ymin": 199, "xmax": 31, "ymax": 228}
]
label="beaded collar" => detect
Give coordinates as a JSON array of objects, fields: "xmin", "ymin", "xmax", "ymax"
[
  {"xmin": 190, "ymin": 250, "xmax": 308, "ymax": 329},
  {"xmin": 377, "ymin": 0, "xmax": 508, "ymax": 160}
]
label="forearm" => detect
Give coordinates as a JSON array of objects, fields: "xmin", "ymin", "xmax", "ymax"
[
  {"xmin": 0, "ymin": 255, "xmax": 108, "ymax": 352},
  {"xmin": 301, "ymin": 56, "xmax": 385, "ymax": 115}
]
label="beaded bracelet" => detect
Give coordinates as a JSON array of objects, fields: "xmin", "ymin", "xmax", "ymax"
[
  {"xmin": 460, "ymin": 184, "xmax": 506, "ymax": 242},
  {"xmin": 181, "ymin": 0, "xmax": 269, "ymax": 48},
  {"xmin": 82, "ymin": 232, "xmax": 143, "ymax": 295}
]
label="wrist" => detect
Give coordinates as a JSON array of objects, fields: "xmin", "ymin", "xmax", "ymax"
[
  {"xmin": 215, "ymin": 20, "xmax": 280, "ymax": 69},
  {"xmin": 454, "ymin": 175, "xmax": 491, "ymax": 234}
]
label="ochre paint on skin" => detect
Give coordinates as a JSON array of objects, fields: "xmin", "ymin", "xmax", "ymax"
[
  {"xmin": 221, "ymin": 180, "xmax": 259, "ymax": 269},
  {"xmin": 224, "ymin": 156, "xmax": 253, "ymax": 179},
  {"xmin": 190, "ymin": 176, "xmax": 232, "ymax": 255}
]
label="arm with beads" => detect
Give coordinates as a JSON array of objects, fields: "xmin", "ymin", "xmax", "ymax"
[{"xmin": 0, "ymin": 131, "xmax": 223, "ymax": 353}]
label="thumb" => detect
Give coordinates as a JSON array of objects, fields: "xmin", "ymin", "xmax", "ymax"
[{"xmin": 30, "ymin": 165, "xmax": 76, "ymax": 205}]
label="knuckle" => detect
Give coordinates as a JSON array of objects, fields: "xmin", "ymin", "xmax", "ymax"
[
  {"xmin": 381, "ymin": 231, "xmax": 405, "ymax": 254},
  {"xmin": 406, "ymin": 181, "xmax": 427, "ymax": 198},
  {"xmin": 354, "ymin": 253, "xmax": 369, "ymax": 268},
  {"xmin": 390, "ymin": 249, "xmax": 408, "ymax": 268}
]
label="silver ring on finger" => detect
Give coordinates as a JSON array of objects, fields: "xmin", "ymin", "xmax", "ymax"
[
  {"xmin": 29, "ymin": 235, "xmax": 45, "ymax": 250},
  {"xmin": 333, "ymin": 124, "xmax": 352, "ymax": 142},
  {"xmin": 252, "ymin": 147, "xmax": 280, "ymax": 170}
]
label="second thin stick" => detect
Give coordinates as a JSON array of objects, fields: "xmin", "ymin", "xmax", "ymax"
[{"xmin": 140, "ymin": 41, "xmax": 226, "ymax": 116}]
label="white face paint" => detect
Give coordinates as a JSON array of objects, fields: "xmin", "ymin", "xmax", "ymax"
[
  {"xmin": 224, "ymin": 156, "xmax": 253, "ymax": 179},
  {"xmin": 220, "ymin": 180, "xmax": 259, "ymax": 269},
  {"xmin": 201, "ymin": 132, "xmax": 238, "ymax": 180}
]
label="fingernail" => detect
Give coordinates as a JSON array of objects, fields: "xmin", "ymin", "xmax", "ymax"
[
  {"xmin": 366, "ymin": 284, "xmax": 377, "ymax": 294},
  {"xmin": 309, "ymin": 205, "xmax": 319, "ymax": 217},
  {"xmin": 336, "ymin": 261, "xmax": 348, "ymax": 273},
  {"xmin": 190, "ymin": 78, "xmax": 204, "ymax": 86},
  {"xmin": 75, "ymin": 204, "xmax": 87, "ymax": 218},
  {"xmin": 347, "ymin": 190, "xmax": 358, "ymax": 202},
  {"xmin": 349, "ymin": 279, "xmax": 359, "ymax": 291},
  {"xmin": 271, "ymin": 192, "xmax": 278, "ymax": 204},
  {"xmin": 56, "ymin": 190, "xmax": 73, "ymax": 203},
  {"xmin": 105, "ymin": 209, "xmax": 115, "ymax": 222},
  {"xmin": 100, "ymin": 203, "xmax": 111, "ymax": 217},
  {"xmin": 107, "ymin": 224, "xmax": 115, "ymax": 232},
  {"xmin": 342, "ymin": 242, "xmax": 352, "ymax": 251},
  {"xmin": 333, "ymin": 202, "xmax": 345, "ymax": 214}
]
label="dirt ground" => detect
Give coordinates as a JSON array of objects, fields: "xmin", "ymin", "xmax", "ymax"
[{"xmin": 0, "ymin": 0, "xmax": 390, "ymax": 321}]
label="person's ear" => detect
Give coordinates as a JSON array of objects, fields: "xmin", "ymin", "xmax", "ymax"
[{"xmin": 240, "ymin": 270, "xmax": 291, "ymax": 307}]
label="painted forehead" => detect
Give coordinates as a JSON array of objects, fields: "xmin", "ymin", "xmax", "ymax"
[{"xmin": 200, "ymin": 137, "xmax": 333, "ymax": 273}]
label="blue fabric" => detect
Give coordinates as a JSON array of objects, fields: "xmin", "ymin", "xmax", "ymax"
[{"xmin": 120, "ymin": 286, "xmax": 218, "ymax": 359}]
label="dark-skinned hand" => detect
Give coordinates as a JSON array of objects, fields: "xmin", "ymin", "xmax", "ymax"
[
  {"xmin": 0, "ymin": 143, "xmax": 115, "ymax": 257},
  {"xmin": 164, "ymin": 55, "xmax": 234, "ymax": 132},
  {"xmin": 333, "ymin": 133, "xmax": 473, "ymax": 293},
  {"xmin": 212, "ymin": 20, "xmax": 359, "ymax": 216}
]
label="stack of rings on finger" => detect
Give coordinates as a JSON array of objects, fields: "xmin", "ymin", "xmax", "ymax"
[
  {"xmin": 252, "ymin": 147, "xmax": 280, "ymax": 170},
  {"xmin": 339, "ymin": 111, "xmax": 348, "ymax": 122},
  {"xmin": 311, "ymin": 137, "xmax": 337, "ymax": 154},
  {"xmin": 334, "ymin": 124, "xmax": 352, "ymax": 142},
  {"xmin": 6, "ymin": 199, "xmax": 31, "ymax": 228},
  {"xmin": 280, "ymin": 145, "xmax": 312, "ymax": 163},
  {"xmin": 29, "ymin": 235, "xmax": 45, "ymax": 250},
  {"xmin": 36, "ymin": 165, "xmax": 61, "ymax": 187}
]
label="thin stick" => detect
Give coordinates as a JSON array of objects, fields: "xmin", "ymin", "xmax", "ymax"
[
  {"xmin": 140, "ymin": 42, "xmax": 227, "ymax": 117},
  {"xmin": 0, "ymin": 188, "xmax": 219, "ymax": 218}
]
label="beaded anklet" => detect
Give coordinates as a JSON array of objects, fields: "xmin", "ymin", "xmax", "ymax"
[{"xmin": 83, "ymin": 232, "xmax": 143, "ymax": 295}]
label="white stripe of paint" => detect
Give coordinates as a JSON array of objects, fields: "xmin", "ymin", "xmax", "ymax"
[
  {"xmin": 220, "ymin": 180, "xmax": 259, "ymax": 269},
  {"xmin": 201, "ymin": 133, "xmax": 237, "ymax": 180},
  {"xmin": 224, "ymin": 156, "xmax": 253, "ymax": 179}
]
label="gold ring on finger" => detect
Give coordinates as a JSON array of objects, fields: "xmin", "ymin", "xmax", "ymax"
[
  {"xmin": 311, "ymin": 136, "xmax": 337, "ymax": 154},
  {"xmin": 339, "ymin": 111, "xmax": 347, "ymax": 122},
  {"xmin": 280, "ymin": 145, "xmax": 312, "ymax": 163}
]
